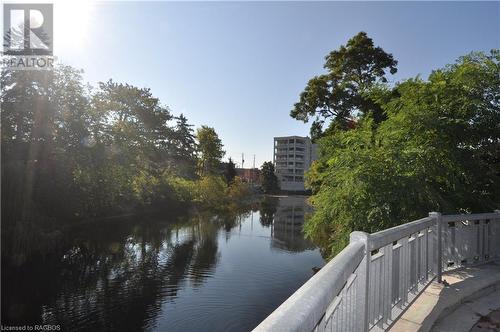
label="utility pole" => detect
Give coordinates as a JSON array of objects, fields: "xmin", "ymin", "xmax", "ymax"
[
  {"xmin": 241, "ymin": 153, "xmax": 245, "ymax": 169},
  {"xmin": 252, "ymin": 154, "xmax": 256, "ymax": 185}
]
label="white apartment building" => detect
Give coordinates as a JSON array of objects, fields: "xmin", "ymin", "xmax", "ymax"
[{"xmin": 273, "ymin": 136, "xmax": 317, "ymax": 191}]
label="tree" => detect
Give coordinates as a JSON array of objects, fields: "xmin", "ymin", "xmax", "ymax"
[
  {"xmin": 290, "ymin": 32, "xmax": 398, "ymax": 140},
  {"xmin": 1, "ymin": 66, "xmax": 92, "ymax": 223},
  {"xmin": 0, "ymin": 64, "xmax": 202, "ymax": 226},
  {"xmin": 260, "ymin": 162, "xmax": 279, "ymax": 194},
  {"xmin": 1, "ymin": 63, "xmax": 251, "ymax": 265},
  {"xmin": 92, "ymin": 80, "xmax": 174, "ymax": 162},
  {"xmin": 196, "ymin": 126, "xmax": 225, "ymax": 176},
  {"xmin": 304, "ymin": 50, "xmax": 500, "ymax": 258},
  {"xmin": 223, "ymin": 157, "xmax": 237, "ymax": 185},
  {"xmin": 171, "ymin": 114, "xmax": 197, "ymax": 178}
]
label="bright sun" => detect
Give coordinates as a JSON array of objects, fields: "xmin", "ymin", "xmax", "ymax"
[{"xmin": 54, "ymin": 0, "xmax": 94, "ymax": 52}]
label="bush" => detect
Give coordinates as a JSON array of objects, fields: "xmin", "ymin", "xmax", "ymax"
[
  {"xmin": 194, "ymin": 176, "xmax": 228, "ymax": 209},
  {"xmin": 227, "ymin": 177, "xmax": 252, "ymax": 202}
]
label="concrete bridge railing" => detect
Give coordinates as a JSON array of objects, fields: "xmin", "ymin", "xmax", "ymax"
[{"xmin": 253, "ymin": 211, "xmax": 500, "ymax": 332}]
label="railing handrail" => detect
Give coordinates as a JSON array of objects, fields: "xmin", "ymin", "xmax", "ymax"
[
  {"xmin": 442, "ymin": 212, "xmax": 499, "ymax": 222},
  {"xmin": 254, "ymin": 211, "xmax": 500, "ymax": 332},
  {"xmin": 253, "ymin": 240, "xmax": 365, "ymax": 332},
  {"xmin": 368, "ymin": 216, "xmax": 434, "ymax": 251}
]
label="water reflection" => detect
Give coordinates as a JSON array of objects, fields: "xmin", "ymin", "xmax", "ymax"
[
  {"xmin": 269, "ymin": 196, "xmax": 316, "ymax": 252},
  {"xmin": 2, "ymin": 197, "xmax": 324, "ymax": 331}
]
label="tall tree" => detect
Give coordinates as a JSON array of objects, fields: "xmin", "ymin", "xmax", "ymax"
[
  {"xmin": 1, "ymin": 67, "xmax": 91, "ymax": 223},
  {"xmin": 92, "ymin": 80, "xmax": 174, "ymax": 161},
  {"xmin": 304, "ymin": 50, "xmax": 500, "ymax": 257},
  {"xmin": 1, "ymin": 65, "xmax": 202, "ymax": 225},
  {"xmin": 223, "ymin": 157, "xmax": 237, "ymax": 184},
  {"xmin": 196, "ymin": 126, "xmax": 225, "ymax": 176},
  {"xmin": 260, "ymin": 162, "xmax": 279, "ymax": 194},
  {"xmin": 290, "ymin": 32, "xmax": 398, "ymax": 139},
  {"xmin": 171, "ymin": 114, "xmax": 197, "ymax": 178}
]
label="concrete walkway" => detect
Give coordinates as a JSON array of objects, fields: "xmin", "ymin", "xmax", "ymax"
[
  {"xmin": 431, "ymin": 289, "xmax": 500, "ymax": 331},
  {"xmin": 389, "ymin": 261, "xmax": 500, "ymax": 332}
]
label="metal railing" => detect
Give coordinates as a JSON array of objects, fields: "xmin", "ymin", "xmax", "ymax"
[{"xmin": 253, "ymin": 210, "xmax": 500, "ymax": 332}]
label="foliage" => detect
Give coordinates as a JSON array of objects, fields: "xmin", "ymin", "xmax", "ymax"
[
  {"xmin": 227, "ymin": 177, "xmax": 252, "ymax": 202},
  {"xmin": 1, "ymin": 65, "xmax": 249, "ymax": 230},
  {"xmin": 190, "ymin": 175, "xmax": 252, "ymax": 211},
  {"xmin": 196, "ymin": 126, "xmax": 225, "ymax": 176},
  {"xmin": 290, "ymin": 32, "xmax": 398, "ymax": 140},
  {"xmin": 260, "ymin": 161, "xmax": 279, "ymax": 194},
  {"xmin": 303, "ymin": 50, "xmax": 500, "ymax": 257},
  {"xmin": 171, "ymin": 114, "xmax": 198, "ymax": 178},
  {"xmin": 223, "ymin": 157, "xmax": 237, "ymax": 185},
  {"xmin": 193, "ymin": 176, "xmax": 228, "ymax": 209}
]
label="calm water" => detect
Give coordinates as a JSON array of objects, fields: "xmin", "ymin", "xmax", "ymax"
[{"xmin": 2, "ymin": 196, "xmax": 324, "ymax": 331}]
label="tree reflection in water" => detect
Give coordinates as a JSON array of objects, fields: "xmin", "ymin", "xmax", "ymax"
[
  {"xmin": 2, "ymin": 197, "xmax": 323, "ymax": 331},
  {"xmin": 2, "ymin": 216, "xmax": 222, "ymax": 330}
]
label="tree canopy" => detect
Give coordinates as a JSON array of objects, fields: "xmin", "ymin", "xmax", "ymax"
[
  {"xmin": 291, "ymin": 32, "xmax": 500, "ymax": 255},
  {"xmin": 223, "ymin": 157, "xmax": 237, "ymax": 185},
  {"xmin": 196, "ymin": 125, "xmax": 225, "ymax": 176},
  {"xmin": 290, "ymin": 32, "xmax": 398, "ymax": 140},
  {"xmin": 260, "ymin": 161, "xmax": 279, "ymax": 194},
  {"xmin": 0, "ymin": 65, "xmax": 244, "ymax": 231},
  {"xmin": 302, "ymin": 49, "xmax": 500, "ymax": 257}
]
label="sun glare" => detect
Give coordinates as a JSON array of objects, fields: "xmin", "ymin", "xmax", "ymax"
[{"xmin": 54, "ymin": 0, "xmax": 94, "ymax": 52}]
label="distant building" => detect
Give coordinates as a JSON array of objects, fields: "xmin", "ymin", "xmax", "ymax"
[
  {"xmin": 236, "ymin": 168, "xmax": 260, "ymax": 183},
  {"xmin": 273, "ymin": 136, "xmax": 317, "ymax": 191}
]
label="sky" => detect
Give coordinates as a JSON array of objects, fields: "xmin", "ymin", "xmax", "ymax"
[{"xmin": 52, "ymin": 1, "xmax": 500, "ymax": 168}]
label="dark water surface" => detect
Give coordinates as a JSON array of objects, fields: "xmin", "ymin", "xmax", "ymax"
[{"xmin": 2, "ymin": 196, "xmax": 324, "ymax": 331}]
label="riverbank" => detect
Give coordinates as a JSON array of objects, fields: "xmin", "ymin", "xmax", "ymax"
[{"xmin": 1, "ymin": 188, "xmax": 261, "ymax": 267}]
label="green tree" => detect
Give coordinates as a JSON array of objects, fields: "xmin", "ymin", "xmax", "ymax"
[
  {"xmin": 1, "ymin": 65, "xmax": 202, "ymax": 226},
  {"xmin": 171, "ymin": 114, "xmax": 197, "ymax": 178},
  {"xmin": 196, "ymin": 126, "xmax": 225, "ymax": 176},
  {"xmin": 1, "ymin": 66, "xmax": 92, "ymax": 223},
  {"xmin": 1, "ymin": 63, "xmax": 251, "ymax": 264},
  {"xmin": 194, "ymin": 176, "xmax": 228, "ymax": 209},
  {"xmin": 304, "ymin": 50, "xmax": 500, "ymax": 257},
  {"xmin": 260, "ymin": 162, "xmax": 279, "ymax": 194},
  {"xmin": 223, "ymin": 157, "xmax": 237, "ymax": 185},
  {"xmin": 290, "ymin": 32, "xmax": 397, "ymax": 140},
  {"xmin": 81, "ymin": 80, "xmax": 177, "ymax": 214},
  {"xmin": 92, "ymin": 80, "xmax": 174, "ymax": 163}
]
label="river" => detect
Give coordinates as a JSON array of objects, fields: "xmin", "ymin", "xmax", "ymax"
[{"xmin": 2, "ymin": 196, "xmax": 324, "ymax": 331}]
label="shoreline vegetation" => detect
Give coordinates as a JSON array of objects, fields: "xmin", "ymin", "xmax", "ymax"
[
  {"xmin": 0, "ymin": 66, "xmax": 261, "ymax": 266},
  {"xmin": 292, "ymin": 33, "xmax": 499, "ymax": 258}
]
